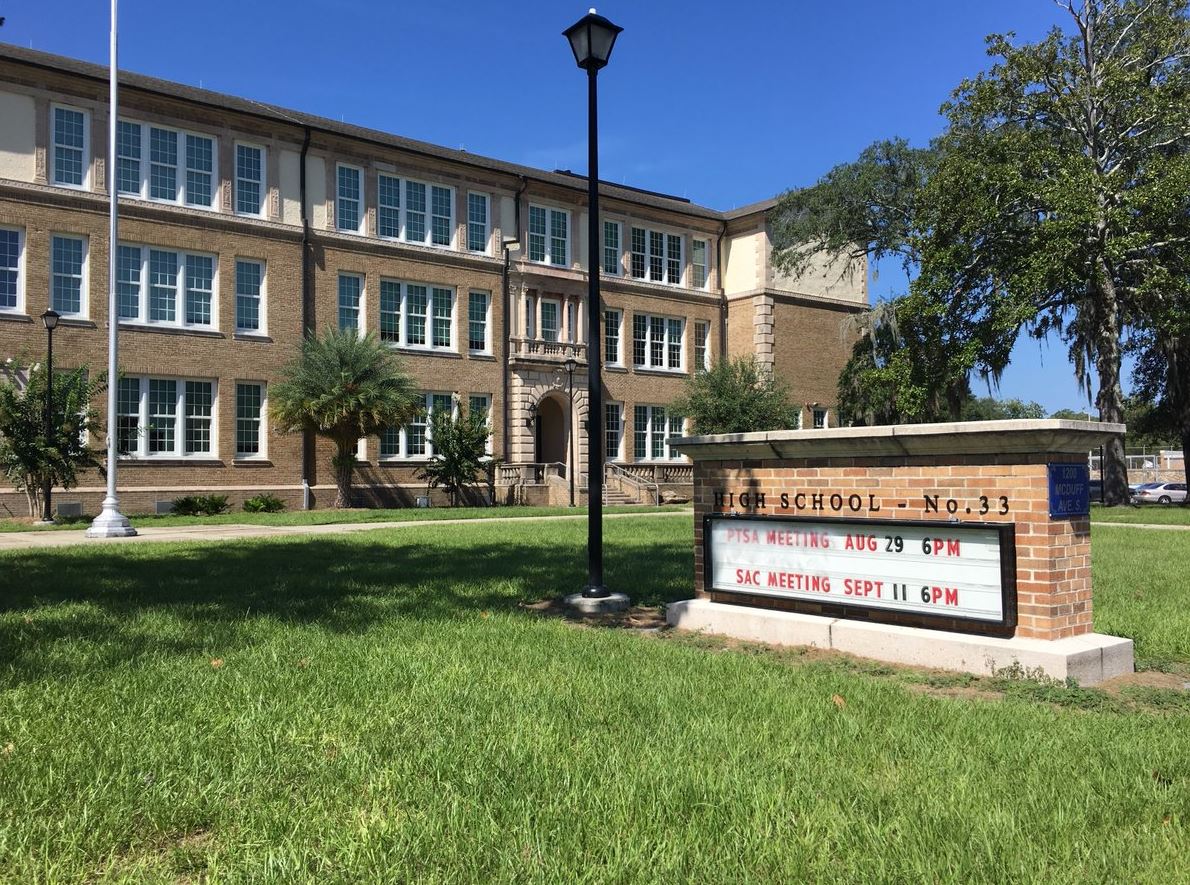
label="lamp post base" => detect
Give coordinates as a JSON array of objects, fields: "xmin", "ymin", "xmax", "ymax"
[
  {"xmin": 86, "ymin": 504, "xmax": 137, "ymax": 538},
  {"xmin": 564, "ymin": 590, "xmax": 630, "ymax": 615}
]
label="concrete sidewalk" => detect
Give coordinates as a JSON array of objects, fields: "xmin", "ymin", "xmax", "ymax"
[{"xmin": 0, "ymin": 509, "xmax": 693, "ymax": 551}]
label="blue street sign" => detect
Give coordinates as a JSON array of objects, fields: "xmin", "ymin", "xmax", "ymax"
[{"xmin": 1048, "ymin": 462, "xmax": 1090, "ymax": 518}]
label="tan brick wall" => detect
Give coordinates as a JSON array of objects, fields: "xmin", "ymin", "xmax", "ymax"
[
  {"xmin": 692, "ymin": 453, "xmax": 1094, "ymax": 641},
  {"xmin": 770, "ymin": 295, "xmax": 861, "ymax": 424}
]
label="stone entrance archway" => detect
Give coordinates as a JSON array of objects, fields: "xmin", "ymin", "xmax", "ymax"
[{"xmin": 535, "ymin": 393, "xmax": 569, "ymax": 466}]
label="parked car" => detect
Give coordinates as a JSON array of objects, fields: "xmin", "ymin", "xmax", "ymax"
[{"xmin": 1132, "ymin": 482, "xmax": 1187, "ymax": 505}]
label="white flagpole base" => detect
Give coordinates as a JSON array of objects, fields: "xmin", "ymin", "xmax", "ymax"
[{"xmin": 86, "ymin": 499, "xmax": 137, "ymax": 538}]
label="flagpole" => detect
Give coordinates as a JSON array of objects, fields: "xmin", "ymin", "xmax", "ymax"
[{"xmin": 87, "ymin": 0, "xmax": 135, "ymax": 538}]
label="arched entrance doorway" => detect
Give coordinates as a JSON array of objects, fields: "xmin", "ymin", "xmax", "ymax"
[{"xmin": 535, "ymin": 394, "xmax": 569, "ymax": 466}]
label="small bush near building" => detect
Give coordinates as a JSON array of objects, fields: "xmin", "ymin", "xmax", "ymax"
[
  {"xmin": 243, "ymin": 493, "xmax": 286, "ymax": 514},
  {"xmin": 170, "ymin": 494, "xmax": 230, "ymax": 517}
]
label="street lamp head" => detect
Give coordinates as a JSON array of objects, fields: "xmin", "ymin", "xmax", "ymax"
[
  {"xmin": 41, "ymin": 309, "xmax": 60, "ymax": 331},
  {"xmin": 563, "ymin": 8, "xmax": 622, "ymax": 71},
  {"xmin": 564, "ymin": 356, "xmax": 578, "ymax": 376}
]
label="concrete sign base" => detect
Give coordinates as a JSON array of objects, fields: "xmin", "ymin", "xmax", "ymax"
[{"xmin": 668, "ymin": 598, "xmax": 1134, "ymax": 685}]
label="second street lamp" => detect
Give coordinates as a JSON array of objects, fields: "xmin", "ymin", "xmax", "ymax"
[
  {"xmin": 39, "ymin": 309, "xmax": 60, "ymax": 524},
  {"xmin": 562, "ymin": 9, "xmax": 629, "ymax": 613}
]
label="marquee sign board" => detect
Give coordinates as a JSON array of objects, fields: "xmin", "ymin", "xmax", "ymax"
[{"xmin": 704, "ymin": 514, "xmax": 1017, "ymax": 637}]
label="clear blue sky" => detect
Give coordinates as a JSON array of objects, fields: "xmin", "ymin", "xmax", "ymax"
[{"xmin": 5, "ymin": 0, "xmax": 1110, "ymax": 413}]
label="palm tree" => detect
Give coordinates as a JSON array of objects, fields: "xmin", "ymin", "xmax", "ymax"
[{"xmin": 271, "ymin": 328, "xmax": 419, "ymax": 508}]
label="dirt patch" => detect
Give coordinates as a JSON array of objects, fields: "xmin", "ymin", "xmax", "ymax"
[
  {"xmin": 1098, "ymin": 670, "xmax": 1190, "ymax": 693},
  {"xmin": 521, "ymin": 598, "xmax": 668, "ymax": 630}
]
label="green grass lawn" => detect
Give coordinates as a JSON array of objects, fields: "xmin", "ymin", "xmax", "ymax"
[
  {"xmin": 0, "ymin": 503, "xmax": 690, "ymax": 533},
  {"xmin": 1092, "ymin": 503, "xmax": 1190, "ymax": 525},
  {"xmin": 0, "ymin": 516, "xmax": 1186, "ymax": 882}
]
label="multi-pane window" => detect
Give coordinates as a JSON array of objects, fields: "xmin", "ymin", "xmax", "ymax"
[
  {"xmin": 117, "ymin": 122, "xmax": 216, "ymax": 207},
  {"xmin": 184, "ymin": 255, "xmax": 214, "ymax": 326},
  {"xmin": 467, "ymin": 193, "xmax": 489, "ymax": 253},
  {"xmin": 184, "ymin": 380, "xmax": 213, "ymax": 454},
  {"xmin": 813, "ymin": 408, "xmax": 829, "ymax": 429},
  {"xmin": 692, "ymin": 239, "xmax": 709, "ymax": 289},
  {"xmin": 432, "ymin": 288, "xmax": 452, "ymax": 348},
  {"xmin": 377, "ymin": 280, "xmax": 454, "ymax": 351},
  {"xmin": 235, "ymin": 382, "xmax": 265, "ymax": 457},
  {"xmin": 116, "ymin": 245, "xmax": 217, "ymax": 328},
  {"xmin": 377, "ymin": 174, "xmax": 455, "ymax": 247},
  {"xmin": 336, "ymin": 164, "xmax": 363, "ymax": 233},
  {"xmin": 468, "ymin": 291, "xmax": 489, "ymax": 352},
  {"xmin": 631, "ymin": 313, "xmax": 684, "ymax": 371},
  {"xmin": 604, "ymin": 309, "xmax": 621, "ymax": 364},
  {"xmin": 528, "ymin": 205, "xmax": 568, "ymax": 266},
  {"xmin": 630, "ymin": 227, "xmax": 684, "ymax": 286},
  {"xmin": 52, "ymin": 106, "xmax": 87, "ymax": 187},
  {"xmin": 540, "ymin": 299, "xmax": 560, "ymax": 342},
  {"xmin": 0, "ymin": 227, "xmax": 21, "ymax": 311},
  {"xmin": 431, "ymin": 186, "xmax": 452, "ymax": 246},
  {"xmin": 603, "ymin": 221, "xmax": 621, "ymax": 275},
  {"xmin": 235, "ymin": 144, "xmax": 265, "ymax": 216},
  {"xmin": 235, "ymin": 259, "xmax": 264, "ymax": 332},
  {"xmin": 116, "ymin": 378, "xmax": 140, "ymax": 454},
  {"xmin": 185, "ymin": 135, "xmax": 214, "ymax": 207},
  {"xmin": 633, "ymin": 405, "xmax": 684, "ymax": 461},
  {"xmin": 116, "ymin": 120, "xmax": 141, "ymax": 195},
  {"xmin": 338, "ymin": 273, "xmax": 362, "ymax": 331},
  {"xmin": 382, "ymin": 392, "xmax": 453, "ymax": 459},
  {"xmin": 694, "ymin": 320, "xmax": 710, "ymax": 372},
  {"xmin": 118, "ymin": 376, "xmax": 216, "ymax": 457},
  {"xmin": 605, "ymin": 402, "xmax": 623, "ymax": 461},
  {"xmin": 50, "ymin": 235, "xmax": 85, "ymax": 316}
]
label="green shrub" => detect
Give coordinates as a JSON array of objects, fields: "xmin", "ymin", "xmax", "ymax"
[
  {"xmin": 170, "ymin": 495, "xmax": 204, "ymax": 516},
  {"xmin": 197, "ymin": 494, "xmax": 230, "ymax": 515},
  {"xmin": 243, "ymin": 493, "xmax": 286, "ymax": 513}
]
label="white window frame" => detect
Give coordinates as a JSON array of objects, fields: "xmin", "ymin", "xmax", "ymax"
[
  {"xmin": 605, "ymin": 401, "xmax": 624, "ymax": 462},
  {"xmin": 692, "ymin": 238, "xmax": 710, "ymax": 289},
  {"xmin": 376, "ymin": 172, "xmax": 455, "ymax": 248},
  {"xmin": 629, "ymin": 225, "xmax": 685, "ymax": 286},
  {"xmin": 602, "ymin": 220, "xmax": 622, "ymax": 276},
  {"xmin": 50, "ymin": 104, "xmax": 90, "ymax": 190},
  {"xmin": 378, "ymin": 278, "xmax": 456, "ymax": 352},
  {"xmin": 117, "ymin": 375, "xmax": 219, "ymax": 459},
  {"xmin": 540, "ymin": 297, "xmax": 561, "ymax": 342},
  {"xmin": 631, "ymin": 312, "xmax": 685, "ymax": 372},
  {"xmin": 528, "ymin": 204, "xmax": 569, "ymax": 266},
  {"xmin": 116, "ymin": 119, "xmax": 218, "ymax": 209},
  {"xmin": 694, "ymin": 319, "xmax": 711, "ymax": 371},
  {"xmin": 466, "ymin": 192, "xmax": 490, "ymax": 254},
  {"xmin": 633, "ymin": 404, "xmax": 685, "ymax": 462},
  {"xmin": 813, "ymin": 408, "xmax": 829, "ymax": 429},
  {"xmin": 604, "ymin": 308, "xmax": 622, "ymax": 366},
  {"xmin": 337, "ymin": 272, "xmax": 365, "ymax": 332},
  {"xmin": 49, "ymin": 233, "xmax": 89, "ymax": 319},
  {"xmin": 115, "ymin": 243, "xmax": 219, "ymax": 330},
  {"xmin": 336, "ymin": 163, "xmax": 365, "ymax": 235},
  {"xmin": 234, "ymin": 258, "xmax": 267, "ymax": 334},
  {"xmin": 234, "ymin": 381, "xmax": 267, "ymax": 460},
  {"xmin": 467, "ymin": 290, "xmax": 491, "ymax": 353},
  {"xmin": 234, "ymin": 142, "xmax": 267, "ymax": 218},
  {"xmin": 379, "ymin": 391, "xmax": 455, "ymax": 461},
  {"xmin": 0, "ymin": 226, "xmax": 25, "ymax": 314}
]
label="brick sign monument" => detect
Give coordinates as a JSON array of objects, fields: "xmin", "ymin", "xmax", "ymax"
[{"xmin": 668, "ymin": 420, "xmax": 1134, "ymax": 685}]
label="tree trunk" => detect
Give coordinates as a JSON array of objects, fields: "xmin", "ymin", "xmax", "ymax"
[
  {"xmin": 1092, "ymin": 265, "xmax": 1130, "ymax": 506},
  {"xmin": 331, "ymin": 443, "xmax": 355, "ymax": 509}
]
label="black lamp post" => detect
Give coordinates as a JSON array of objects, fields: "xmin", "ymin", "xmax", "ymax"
[
  {"xmin": 563, "ymin": 355, "xmax": 577, "ymax": 507},
  {"xmin": 39, "ymin": 309, "xmax": 60, "ymax": 524},
  {"xmin": 564, "ymin": 8, "xmax": 622, "ymax": 602}
]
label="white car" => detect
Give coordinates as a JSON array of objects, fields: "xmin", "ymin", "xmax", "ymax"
[{"xmin": 1132, "ymin": 482, "xmax": 1187, "ymax": 505}]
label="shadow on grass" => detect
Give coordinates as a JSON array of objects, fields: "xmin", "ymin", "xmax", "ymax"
[{"xmin": 0, "ymin": 527, "xmax": 693, "ymax": 684}]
